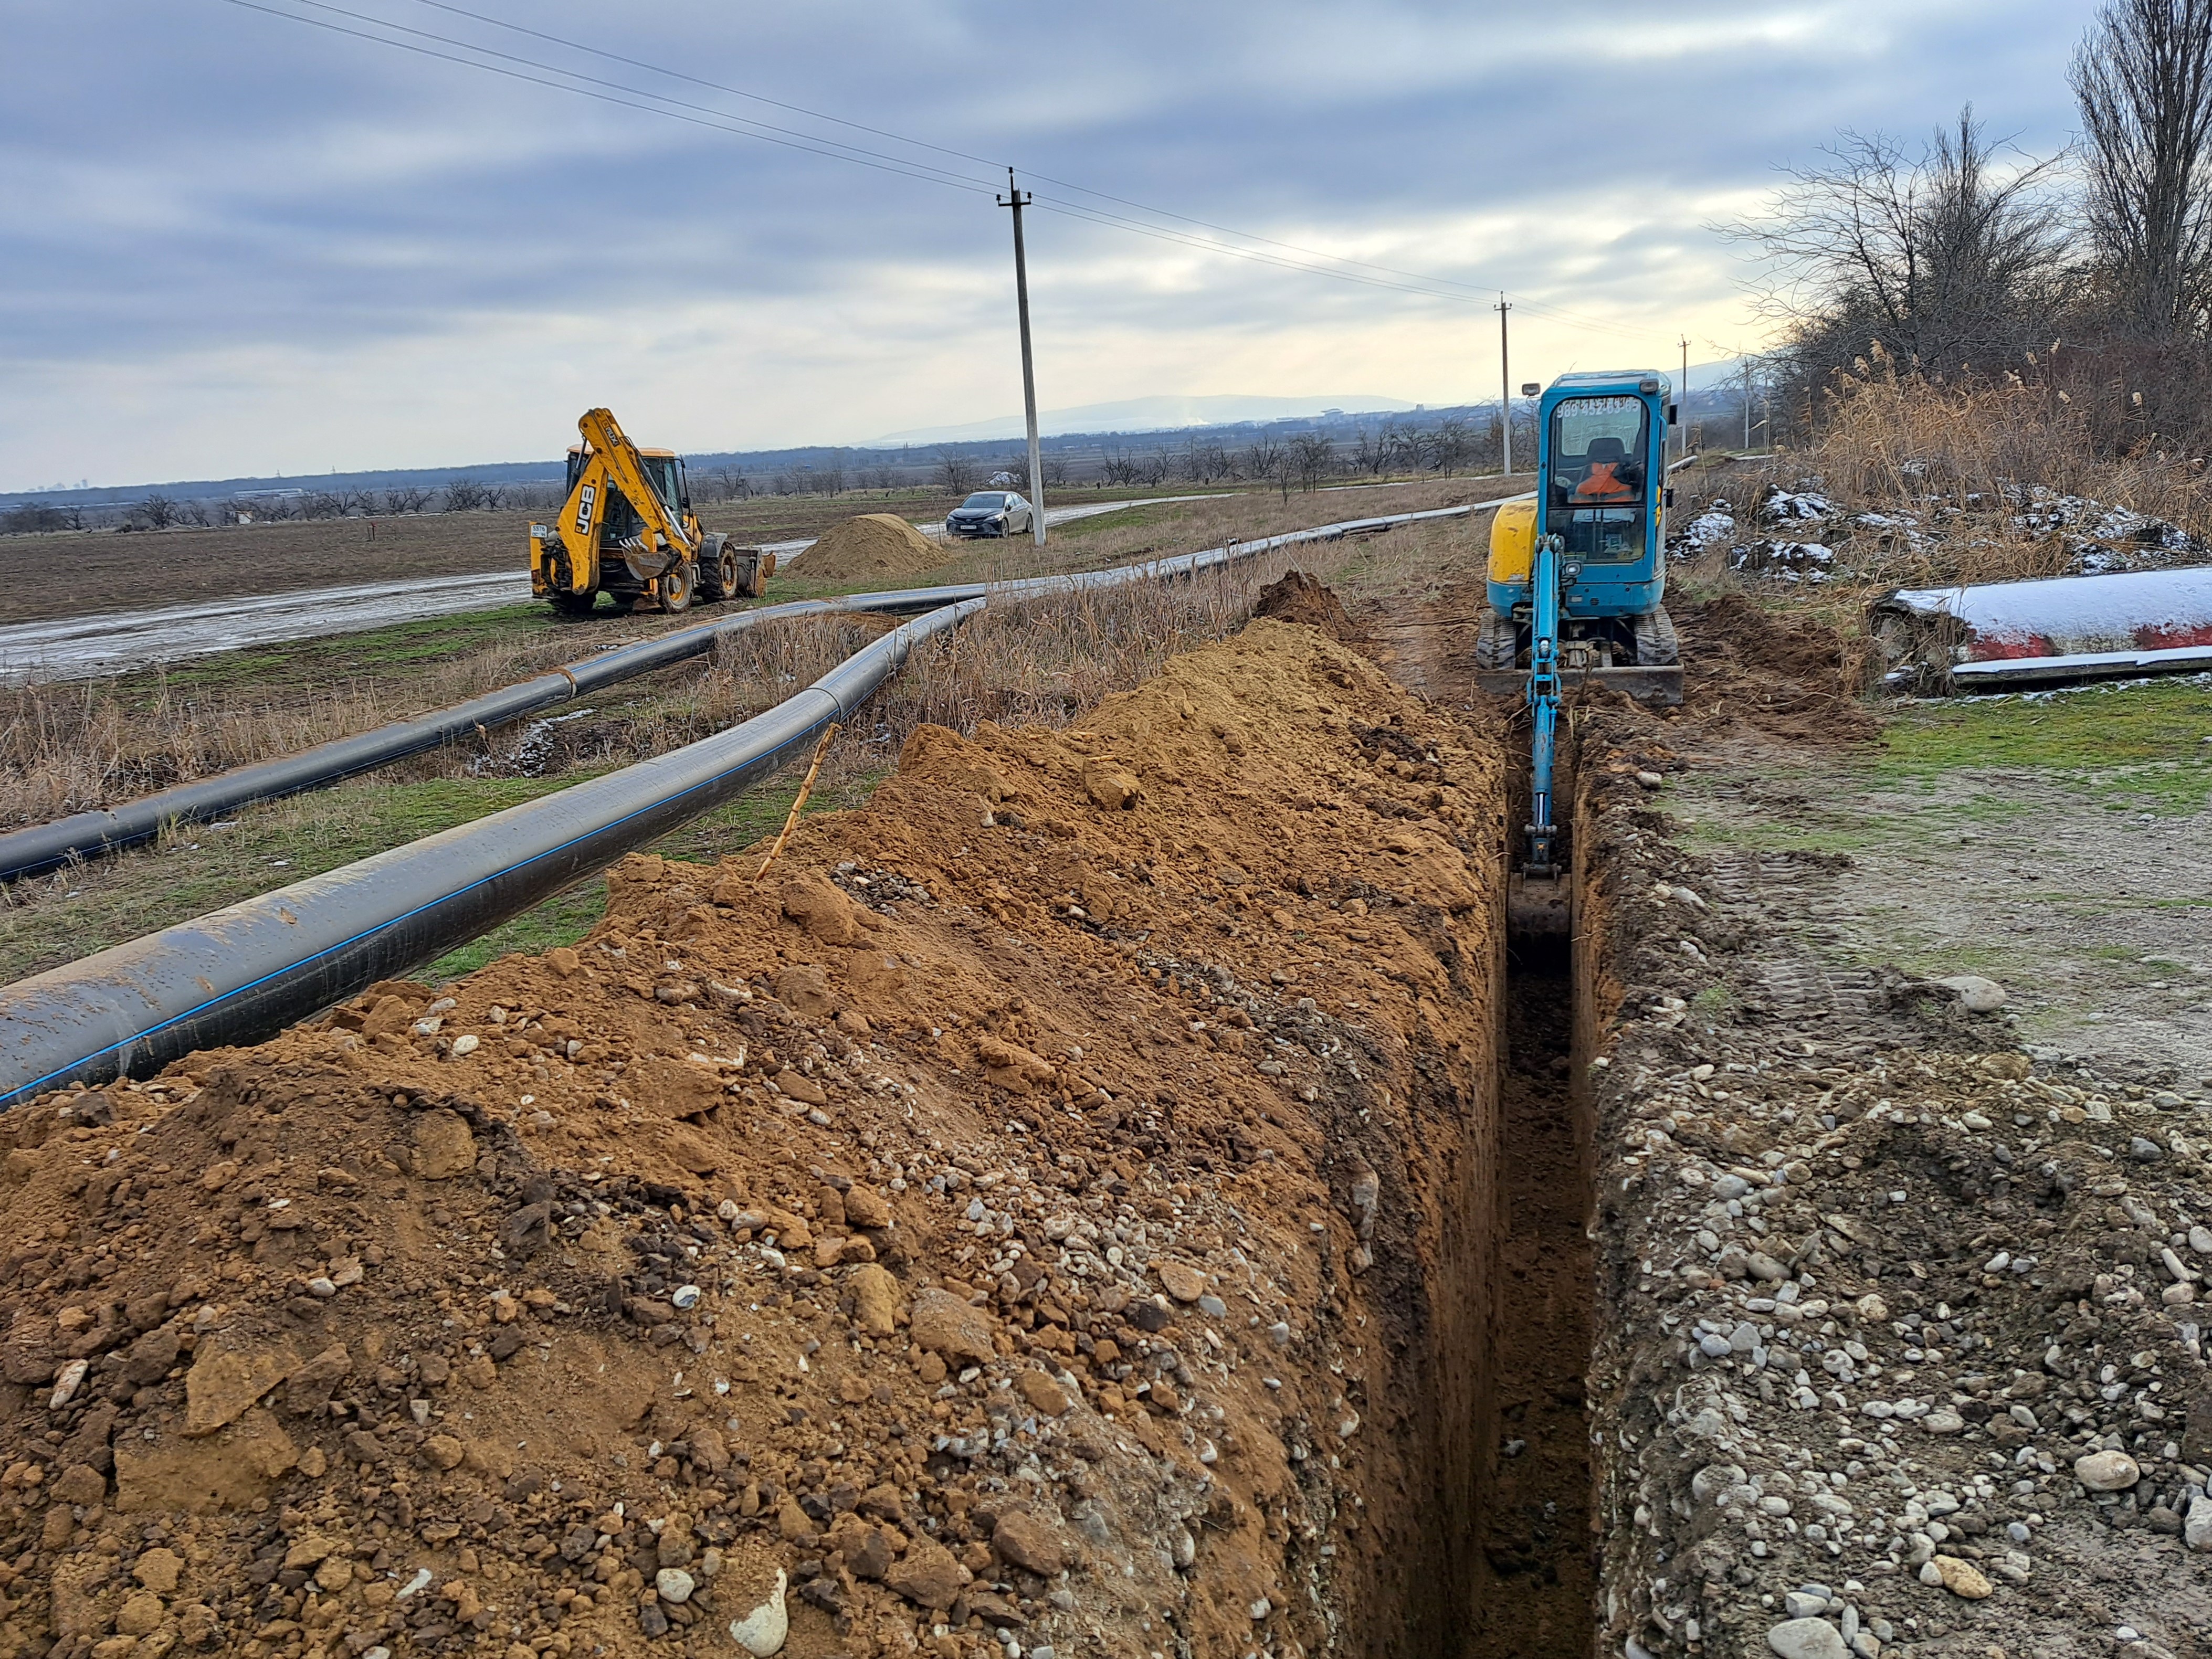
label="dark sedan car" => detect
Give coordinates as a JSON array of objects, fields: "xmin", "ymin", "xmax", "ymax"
[{"xmin": 945, "ymin": 491, "xmax": 1034, "ymax": 537}]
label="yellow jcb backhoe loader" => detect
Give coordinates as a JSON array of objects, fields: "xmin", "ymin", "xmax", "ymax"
[{"xmin": 529, "ymin": 407, "xmax": 774, "ymax": 615}]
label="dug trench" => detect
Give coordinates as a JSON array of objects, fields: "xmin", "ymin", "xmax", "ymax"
[
  {"xmin": 13, "ymin": 568, "xmax": 2182, "ymax": 1659},
  {"xmin": 0, "ymin": 606, "xmax": 1578, "ymax": 1659}
]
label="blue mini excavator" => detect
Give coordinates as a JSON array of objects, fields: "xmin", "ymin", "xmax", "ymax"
[{"xmin": 1476, "ymin": 371, "xmax": 1686, "ymax": 933}]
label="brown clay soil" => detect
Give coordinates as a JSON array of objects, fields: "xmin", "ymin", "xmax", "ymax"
[
  {"xmin": 791, "ymin": 518, "xmax": 945, "ymax": 583},
  {"xmin": 0, "ymin": 617, "xmax": 1515, "ymax": 1659}
]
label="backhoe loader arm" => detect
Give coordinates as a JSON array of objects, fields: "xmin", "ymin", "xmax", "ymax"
[{"xmin": 575, "ymin": 407, "xmax": 695, "ymax": 564}]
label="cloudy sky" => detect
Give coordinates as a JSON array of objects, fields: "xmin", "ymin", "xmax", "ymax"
[{"xmin": 2, "ymin": 0, "xmax": 2096, "ymax": 490}]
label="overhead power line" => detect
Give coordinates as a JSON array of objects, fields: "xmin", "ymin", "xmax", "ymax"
[
  {"xmin": 405, "ymin": 0, "xmax": 1647, "ymax": 337},
  {"xmin": 218, "ymin": 0, "xmax": 1659, "ymax": 343}
]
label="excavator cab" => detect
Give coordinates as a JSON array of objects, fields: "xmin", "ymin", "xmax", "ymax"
[{"xmin": 1475, "ymin": 371, "xmax": 1681, "ymax": 703}]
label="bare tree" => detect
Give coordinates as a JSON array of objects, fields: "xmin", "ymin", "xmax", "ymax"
[
  {"xmin": 1242, "ymin": 434, "xmax": 1285, "ymax": 489},
  {"xmin": 936, "ymin": 450, "xmax": 977, "ymax": 494},
  {"xmin": 1728, "ymin": 107, "xmax": 2070, "ymax": 381},
  {"xmin": 1288, "ymin": 432, "xmax": 1335, "ymax": 492},
  {"xmin": 137, "ymin": 493, "xmax": 180, "ymax": 530},
  {"xmin": 1041, "ymin": 452, "xmax": 1070, "ymax": 488},
  {"xmin": 442, "ymin": 476, "xmax": 489, "ymax": 512},
  {"xmin": 2074, "ymin": 0, "xmax": 2212, "ymax": 336},
  {"xmin": 1099, "ymin": 447, "xmax": 1142, "ymax": 487},
  {"xmin": 386, "ymin": 485, "xmax": 432, "ymax": 513}
]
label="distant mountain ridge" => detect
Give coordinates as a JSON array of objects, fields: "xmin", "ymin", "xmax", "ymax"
[{"xmin": 862, "ymin": 394, "xmax": 1418, "ymax": 446}]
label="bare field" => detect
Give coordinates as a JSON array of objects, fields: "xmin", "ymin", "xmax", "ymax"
[{"xmin": 0, "ymin": 485, "xmax": 1246, "ymax": 624}]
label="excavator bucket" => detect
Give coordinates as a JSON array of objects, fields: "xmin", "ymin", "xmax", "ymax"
[{"xmin": 1508, "ymin": 870, "xmax": 1572, "ymax": 938}]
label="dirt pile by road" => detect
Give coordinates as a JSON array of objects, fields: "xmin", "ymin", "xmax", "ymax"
[
  {"xmin": 0, "ymin": 618, "xmax": 1509, "ymax": 1659},
  {"xmin": 797, "ymin": 516, "xmax": 942, "ymax": 582}
]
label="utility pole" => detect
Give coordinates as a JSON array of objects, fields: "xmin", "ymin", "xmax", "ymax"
[
  {"xmin": 1495, "ymin": 294, "xmax": 1513, "ymax": 476},
  {"xmin": 1741, "ymin": 358, "xmax": 1754, "ymax": 451},
  {"xmin": 1678, "ymin": 335, "xmax": 1689, "ymax": 459},
  {"xmin": 998, "ymin": 168, "xmax": 1046, "ymax": 548}
]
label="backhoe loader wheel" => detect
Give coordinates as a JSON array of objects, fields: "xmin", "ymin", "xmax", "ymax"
[
  {"xmin": 1635, "ymin": 606, "xmax": 1680, "ymax": 667},
  {"xmin": 701, "ymin": 545, "xmax": 739, "ymax": 603},
  {"xmin": 660, "ymin": 562, "xmax": 694, "ymax": 614},
  {"xmin": 1473, "ymin": 612, "xmax": 1520, "ymax": 670}
]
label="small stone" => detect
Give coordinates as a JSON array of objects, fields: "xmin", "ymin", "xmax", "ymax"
[
  {"xmin": 2074, "ymin": 1450, "xmax": 2141, "ymax": 1492},
  {"xmin": 1766, "ymin": 1620, "xmax": 1849, "ymax": 1659},
  {"xmin": 2130, "ymin": 1136, "xmax": 2166, "ymax": 1163},
  {"xmin": 1926, "ymin": 1556, "xmax": 1992, "ymax": 1599},
  {"xmin": 728, "ymin": 1568, "xmax": 789, "ymax": 1656},
  {"xmin": 1712, "ymin": 1175, "xmax": 1750, "ymax": 1200},
  {"xmin": 546, "ymin": 947, "xmax": 579, "ymax": 978},
  {"xmin": 638, "ymin": 1601, "xmax": 669, "ymax": 1638},
  {"xmin": 450, "ymin": 1034, "xmax": 479, "ymax": 1056},
  {"xmin": 2185, "ymin": 1494, "xmax": 2212, "ymax": 1552},
  {"xmin": 133, "ymin": 1548, "xmax": 183, "ymax": 1594},
  {"xmin": 883, "ymin": 1538, "xmax": 967, "ymax": 1610},
  {"xmin": 992, "ymin": 1509, "xmax": 1066, "ymax": 1576},
  {"xmin": 1015, "ymin": 1370, "xmax": 1070, "ymax": 1417},
  {"xmin": 1919, "ymin": 1410, "xmax": 1964, "ymax": 1435},
  {"xmin": 115, "ymin": 1593, "xmax": 165, "ymax": 1637},
  {"xmin": 656, "ymin": 1568, "xmax": 696, "ymax": 1604},
  {"xmin": 2190, "ymin": 1225, "xmax": 2212, "ymax": 1258},
  {"xmin": 1855, "ymin": 1293, "xmax": 1888, "ymax": 1323},
  {"xmin": 1746, "ymin": 1252, "xmax": 1788, "ymax": 1282},
  {"xmin": 424, "ymin": 1434, "xmax": 465, "ymax": 1471},
  {"xmin": 849, "ymin": 1263, "xmax": 901, "ymax": 1336},
  {"xmin": 1783, "ymin": 1591, "xmax": 1827, "ymax": 1619},
  {"xmin": 1937, "ymin": 975, "xmax": 2008, "ymax": 1012},
  {"xmin": 909, "ymin": 1287, "xmax": 998, "ymax": 1365},
  {"xmin": 1154, "ymin": 1261, "xmax": 1206, "ymax": 1303}
]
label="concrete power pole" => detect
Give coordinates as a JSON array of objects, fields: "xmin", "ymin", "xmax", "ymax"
[
  {"xmin": 999, "ymin": 169, "xmax": 1046, "ymax": 548},
  {"xmin": 1678, "ymin": 335, "xmax": 1689, "ymax": 459},
  {"xmin": 1742, "ymin": 358, "xmax": 1754, "ymax": 451},
  {"xmin": 1495, "ymin": 295, "xmax": 1513, "ymax": 476}
]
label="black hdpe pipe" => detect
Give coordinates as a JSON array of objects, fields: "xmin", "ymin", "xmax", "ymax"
[
  {"xmin": 0, "ymin": 595, "xmax": 858, "ymax": 882},
  {"xmin": 0, "ymin": 495, "xmax": 1516, "ymax": 883},
  {"xmin": 0, "ymin": 600, "xmax": 980, "ymax": 1108}
]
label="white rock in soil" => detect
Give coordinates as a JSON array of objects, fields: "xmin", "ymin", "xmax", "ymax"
[
  {"xmin": 2186, "ymin": 1494, "xmax": 2212, "ymax": 1553},
  {"xmin": 1937, "ymin": 975, "xmax": 2008, "ymax": 1012},
  {"xmin": 1784, "ymin": 1590, "xmax": 1828, "ymax": 1619},
  {"xmin": 2074, "ymin": 1450, "xmax": 2141, "ymax": 1491},
  {"xmin": 2190, "ymin": 1225, "xmax": 2212, "ymax": 1258},
  {"xmin": 656, "ymin": 1568, "xmax": 695, "ymax": 1604},
  {"xmin": 1767, "ymin": 1618, "xmax": 1850, "ymax": 1659},
  {"xmin": 728, "ymin": 1570, "xmax": 788, "ymax": 1656}
]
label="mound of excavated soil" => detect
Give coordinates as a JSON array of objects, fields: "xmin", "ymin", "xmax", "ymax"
[
  {"xmin": 1253, "ymin": 569, "xmax": 1366, "ymax": 647},
  {"xmin": 797, "ymin": 513, "xmax": 943, "ymax": 580},
  {"xmin": 0, "ymin": 619, "xmax": 1510, "ymax": 1658}
]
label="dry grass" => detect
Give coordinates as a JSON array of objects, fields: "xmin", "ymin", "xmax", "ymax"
[
  {"xmin": 0, "ymin": 631, "xmax": 616, "ymax": 828},
  {"xmin": 0, "ymin": 481, "xmax": 1491, "ymax": 829}
]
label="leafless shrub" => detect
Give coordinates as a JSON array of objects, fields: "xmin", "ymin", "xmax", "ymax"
[
  {"xmin": 936, "ymin": 451, "xmax": 977, "ymax": 495},
  {"xmin": 0, "ymin": 504, "xmax": 71, "ymax": 535}
]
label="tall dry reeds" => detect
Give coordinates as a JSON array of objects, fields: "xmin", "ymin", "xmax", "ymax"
[{"xmin": 1808, "ymin": 344, "xmax": 2212, "ymax": 531}]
